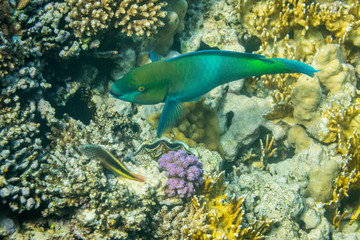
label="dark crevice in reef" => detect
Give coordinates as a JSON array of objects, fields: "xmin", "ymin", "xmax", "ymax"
[
  {"xmin": 172, "ymin": 32, "xmax": 182, "ymax": 53},
  {"xmin": 242, "ymin": 34, "xmax": 261, "ymax": 53},
  {"xmin": 33, "ymin": 111, "xmax": 52, "ymax": 148},
  {"xmin": 54, "ymin": 88, "xmax": 96, "ymax": 125},
  {"xmin": 42, "ymin": 53, "xmax": 116, "ymax": 126},
  {"xmin": 225, "ymin": 111, "xmax": 234, "ymax": 131},
  {"xmin": 199, "ymin": 41, "xmax": 219, "ymax": 51}
]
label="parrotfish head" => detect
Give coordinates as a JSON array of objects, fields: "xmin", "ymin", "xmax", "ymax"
[{"xmin": 110, "ymin": 63, "xmax": 168, "ymax": 105}]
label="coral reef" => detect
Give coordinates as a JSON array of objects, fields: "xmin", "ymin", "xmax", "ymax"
[
  {"xmin": 322, "ymin": 102, "xmax": 360, "ymax": 146},
  {"xmin": 287, "ymin": 125, "xmax": 312, "ymax": 153},
  {"xmin": 148, "ymin": 99, "xmax": 224, "ymax": 155},
  {"xmin": 155, "ymin": 0, "xmax": 188, "ymax": 54},
  {"xmin": 0, "ymin": 0, "xmax": 24, "ymax": 38},
  {"xmin": 159, "ymin": 150, "xmax": 204, "ymax": 198},
  {"xmin": 0, "ymin": 32, "xmax": 28, "ymax": 78},
  {"xmin": 291, "ymin": 74, "xmax": 322, "ymax": 125},
  {"xmin": 187, "ymin": 170, "xmax": 275, "ymax": 239},
  {"xmin": 151, "ymin": 202, "xmax": 207, "ymax": 239},
  {"xmin": 37, "ymin": 96, "xmax": 168, "ymax": 238},
  {"xmin": 236, "ymin": 0, "xmax": 360, "ymax": 51},
  {"xmin": 152, "ymin": 170, "xmax": 274, "ymax": 239},
  {"xmin": 314, "ymin": 44, "xmax": 356, "ymax": 95},
  {"xmin": 325, "ymin": 133, "xmax": 360, "ymax": 226},
  {"xmin": 0, "ymin": 61, "xmax": 50, "ymax": 213},
  {"xmin": 0, "ymin": 94, "xmax": 43, "ymax": 213},
  {"xmin": 65, "ymin": 0, "xmax": 168, "ymax": 38},
  {"xmin": 26, "ymin": 2, "xmax": 72, "ymax": 53},
  {"xmin": 180, "ymin": 0, "xmax": 244, "ymax": 53},
  {"xmin": 218, "ymin": 94, "xmax": 272, "ymax": 161},
  {"xmin": 2, "ymin": 0, "xmax": 360, "ymax": 238}
]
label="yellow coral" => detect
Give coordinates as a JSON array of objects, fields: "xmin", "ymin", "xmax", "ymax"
[
  {"xmin": 252, "ymin": 135, "xmax": 277, "ymax": 169},
  {"xmin": 114, "ymin": 0, "xmax": 167, "ymax": 37},
  {"xmin": 65, "ymin": 0, "xmax": 167, "ymax": 38},
  {"xmin": 325, "ymin": 133, "xmax": 360, "ymax": 226},
  {"xmin": 246, "ymin": 35, "xmax": 303, "ymax": 121},
  {"xmin": 322, "ymin": 102, "xmax": 360, "ymax": 146},
  {"xmin": 237, "ymin": 0, "xmax": 360, "ymax": 48},
  {"xmin": 185, "ymin": 170, "xmax": 274, "ymax": 239},
  {"xmin": 0, "ymin": 50, "xmax": 17, "ymax": 78}
]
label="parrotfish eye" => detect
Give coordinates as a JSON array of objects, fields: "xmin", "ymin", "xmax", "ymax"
[{"xmin": 138, "ymin": 86, "xmax": 146, "ymax": 92}]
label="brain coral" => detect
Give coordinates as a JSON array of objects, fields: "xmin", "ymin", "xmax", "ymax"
[{"xmin": 65, "ymin": 0, "xmax": 167, "ymax": 38}]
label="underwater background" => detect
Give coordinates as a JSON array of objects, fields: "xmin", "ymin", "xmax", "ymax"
[{"xmin": 1, "ymin": 0, "xmax": 360, "ymax": 239}]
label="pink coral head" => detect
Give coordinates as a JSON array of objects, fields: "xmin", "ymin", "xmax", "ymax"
[{"xmin": 158, "ymin": 150, "xmax": 204, "ymax": 198}]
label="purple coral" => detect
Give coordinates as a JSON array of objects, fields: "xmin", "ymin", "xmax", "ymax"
[{"xmin": 159, "ymin": 150, "xmax": 204, "ymax": 198}]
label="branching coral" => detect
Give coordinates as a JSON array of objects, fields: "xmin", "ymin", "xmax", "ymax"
[
  {"xmin": 0, "ymin": 61, "xmax": 51, "ymax": 213},
  {"xmin": 325, "ymin": 133, "xmax": 360, "ymax": 226},
  {"xmin": 0, "ymin": 0, "xmax": 23, "ymax": 38},
  {"xmin": 236, "ymin": 0, "xmax": 360, "ymax": 49},
  {"xmin": 185, "ymin": 170, "xmax": 275, "ymax": 239},
  {"xmin": 0, "ymin": 94, "xmax": 43, "ymax": 213},
  {"xmin": 151, "ymin": 200, "xmax": 208, "ymax": 239},
  {"xmin": 0, "ymin": 47, "xmax": 17, "ymax": 77},
  {"xmin": 248, "ymin": 35, "xmax": 303, "ymax": 121},
  {"xmin": 322, "ymin": 102, "xmax": 360, "ymax": 147},
  {"xmin": 252, "ymin": 135, "xmax": 277, "ymax": 169},
  {"xmin": 152, "ymin": 169, "xmax": 274, "ymax": 239},
  {"xmin": 114, "ymin": 0, "xmax": 167, "ymax": 37},
  {"xmin": 261, "ymin": 74, "xmax": 296, "ymax": 120},
  {"xmin": 65, "ymin": 0, "xmax": 167, "ymax": 38},
  {"xmin": 321, "ymin": 99, "xmax": 360, "ymax": 226},
  {"xmin": 0, "ymin": 32, "xmax": 27, "ymax": 77}
]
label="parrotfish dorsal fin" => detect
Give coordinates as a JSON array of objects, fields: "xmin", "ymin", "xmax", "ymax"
[
  {"xmin": 165, "ymin": 50, "xmax": 268, "ymax": 62},
  {"xmin": 157, "ymin": 96, "xmax": 183, "ymax": 137},
  {"xmin": 150, "ymin": 51, "xmax": 162, "ymax": 62},
  {"xmin": 165, "ymin": 50, "xmax": 319, "ymax": 77}
]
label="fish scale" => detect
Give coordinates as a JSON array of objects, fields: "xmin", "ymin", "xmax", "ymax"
[{"xmin": 110, "ymin": 50, "xmax": 319, "ymax": 137}]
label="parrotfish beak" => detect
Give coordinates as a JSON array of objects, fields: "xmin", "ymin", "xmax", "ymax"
[
  {"xmin": 110, "ymin": 82, "xmax": 141, "ymax": 102},
  {"xmin": 110, "ymin": 87, "xmax": 122, "ymax": 98}
]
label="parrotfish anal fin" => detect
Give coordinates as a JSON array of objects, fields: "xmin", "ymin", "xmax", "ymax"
[
  {"xmin": 157, "ymin": 96, "xmax": 183, "ymax": 137},
  {"xmin": 150, "ymin": 51, "xmax": 162, "ymax": 62}
]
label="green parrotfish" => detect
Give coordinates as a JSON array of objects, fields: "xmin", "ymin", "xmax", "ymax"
[{"xmin": 110, "ymin": 50, "xmax": 319, "ymax": 137}]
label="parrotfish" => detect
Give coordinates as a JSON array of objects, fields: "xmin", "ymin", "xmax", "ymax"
[
  {"xmin": 110, "ymin": 50, "xmax": 319, "ymax": 137},
  {"xmin": 79, "ymin": 144, "xmax": 145, "ymax": 182}
]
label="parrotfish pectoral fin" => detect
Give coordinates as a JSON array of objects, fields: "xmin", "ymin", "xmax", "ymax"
[
  {"xmin": 150, "ymin": 51, "xmax": 162, "ymax": 62},
  {"xmin": 157, "ymin": 96, "xmax": 183, "ymax": 137},
  {"xmin": 273, "ymin": 58, "xmax": 320, "ymax": 77}
]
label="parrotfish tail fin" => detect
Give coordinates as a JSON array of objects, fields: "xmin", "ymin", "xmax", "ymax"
[
  {"xmin": 132, "ymin": 173, "xmax": 145, "ymax": 182},
  {"xmin": 272, "ymin": 58, "xmax": 320, "ymax": 77},
  {"xmin": 157, "ymin": 97, "xmax": 183, "ymax": 137}
]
